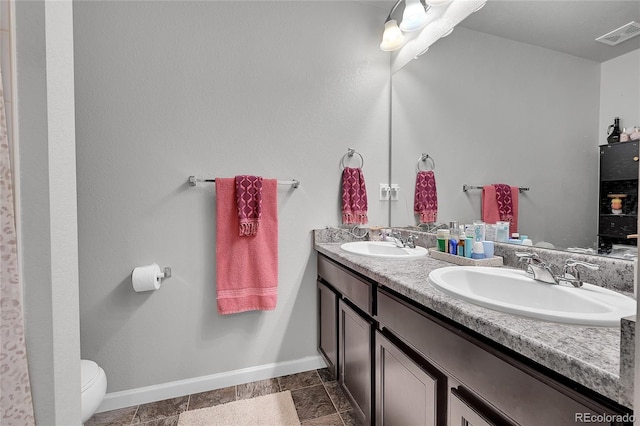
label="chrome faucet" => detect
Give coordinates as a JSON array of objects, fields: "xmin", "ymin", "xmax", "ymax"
[
  {"xmin": 558, "ymin": 259, "xmax": 600, "ymax": 288},
  {"xmin": 516, "ymin": 252, "xmax": 557, "ymax": 284},
  {"xmin": 516, "ymin": 252, "xmax": 600, "ymax": 288},
  {"xmin": 391, "ymin": 232, "xmax": 416, "ymax": 248}
]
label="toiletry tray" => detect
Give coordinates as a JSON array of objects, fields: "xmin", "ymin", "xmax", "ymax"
[{"xmin": 428, "ymin": 248, "xmax": 503, "ymax": 267}]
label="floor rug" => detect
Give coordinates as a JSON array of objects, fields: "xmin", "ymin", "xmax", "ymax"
[{"xmin": 177, "ymin": 390, "xmax": 301, "ymax": 426}]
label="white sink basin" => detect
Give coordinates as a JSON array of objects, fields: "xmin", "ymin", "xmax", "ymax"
[
  {"xmin": 428, "ymin": 266, "xmax": 636, "ymax": 327},
  {"xmin": 340, "ymin": 241, "xmax": 428, "ymax": 259}
]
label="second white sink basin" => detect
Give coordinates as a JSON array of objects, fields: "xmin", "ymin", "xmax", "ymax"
[
  {"xmin": 428, "ymin": 266, "xmax": 636, "ymax": 327},
  {"xmin": 341, "ymin": 241, "xmax": 428, "ymax": 259}
]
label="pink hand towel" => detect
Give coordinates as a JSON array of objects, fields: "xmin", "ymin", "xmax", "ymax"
[
  {"xmin": 216, "ymin": 178, "xmax": 278, "ymax": 315},
  {"xmin": 235, "ymin": 175, "xmax": 263, "ymax": 236},
  {"xmin": 342, "ymin": 167, "xmax": 368, "ymax": 225},
  {"xmin": 414, "ymin": 170, "xmax": 438, "ymax": 223},
  {"xmin": 482, "ymin": 184, "xmax": 519, "ymax": 235}
]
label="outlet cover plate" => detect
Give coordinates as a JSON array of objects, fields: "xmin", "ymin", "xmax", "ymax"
[
  {"xmin": 379, "ymin": 184, "xmax": 390, "ymax": 201},
  {"xmin": 390, "ymin": 184, "xmax": 400, "ymax": 201}
]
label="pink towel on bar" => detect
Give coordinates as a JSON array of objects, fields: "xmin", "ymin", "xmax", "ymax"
[
  {"xmin": 235, "ymin": 175, "xmax": 263, "ymax": 236},
  {"xmin": 342, "ymin": 167, "xmax": 368, "ymax": 225},
  {"xmin": 481, "ymin": 184, "xmax": 519, "ymax": 235},
  {"xmin": 216, "ymin": 177, "xmax": 278, "ymax": 315},
  {"xmin": 414, "ymin": 170, "xmax": 438, "ymax": 223}
]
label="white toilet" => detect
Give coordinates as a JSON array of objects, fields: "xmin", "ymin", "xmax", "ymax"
[{"xmin": 81, "ymin": 359, "xmax": 107, "ymax": 423}]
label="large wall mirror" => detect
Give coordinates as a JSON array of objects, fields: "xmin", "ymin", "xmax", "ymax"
[{"xmin": 390, "ymin": 0, "xmax": 640, "ymax": 255}]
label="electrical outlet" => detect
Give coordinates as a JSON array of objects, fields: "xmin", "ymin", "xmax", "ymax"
[
  {"xmin": 379, "ymin": 184, "xmax": 390, "ymax": 201},
  {"xmin": 390, "ymin": 184, "xmax": 400, "ymax": 201}
]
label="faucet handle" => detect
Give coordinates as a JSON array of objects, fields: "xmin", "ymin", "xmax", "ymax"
[
  {"xmin": 515, "ymin": 252, "xmax": 541, "ymax": 264},
  {"xmin": 515, "ymin": 252, "xmax": 541, "ymax": 275},
  {"xmin": 561, "ymin": 259, "xmax": 599, "ymax": 288},
  {"xmin": 564, "ymin": 259, "xmax": 600, "ymax": 271}
]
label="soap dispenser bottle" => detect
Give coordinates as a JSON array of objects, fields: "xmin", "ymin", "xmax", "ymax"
[{"xmin": 607, "ymin": 117, "xmax": 622, "ymax": 143}]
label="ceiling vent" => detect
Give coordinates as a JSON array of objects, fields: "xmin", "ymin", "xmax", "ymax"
[{"xmin": 596, "ymin": 21, "xmax": 640, "ymax": 46}]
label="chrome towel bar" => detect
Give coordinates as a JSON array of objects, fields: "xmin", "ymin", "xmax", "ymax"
[
  {"xmin": 463, "ymin": 184, "xmax": 529, "ymax": 193},
  {"xmin": 188, "ymin": 176, "xmax": 300, "ymax": 188}
]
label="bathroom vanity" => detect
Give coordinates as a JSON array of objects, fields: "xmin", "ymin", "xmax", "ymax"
[{"xmin": 315, "ymin": 230, "xmax": 634, "ymax": 425}]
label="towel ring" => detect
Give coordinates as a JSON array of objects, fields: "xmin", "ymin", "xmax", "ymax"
[
  {"xmin": 341, "ymin": 148, "xmax": 364, "ymax": 169},
  {"xmin": 417, "ymin": 153, "xmax": 435, "ymax": 172}
]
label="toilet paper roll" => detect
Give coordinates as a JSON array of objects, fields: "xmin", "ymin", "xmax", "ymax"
[{"xmin": 132, "ymin": 263, "xmax": 163, "ymax": 292}]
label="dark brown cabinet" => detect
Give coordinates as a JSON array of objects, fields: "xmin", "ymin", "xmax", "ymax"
[
  {"xmin": 449, "ymin": 388, "xmax": 507, "ymax": 426},
  {"xmin": 339, "ymin": 299, "xmax": 373, "ymax": 425},
  {"xmin": 599, "ymin": 141, "xmax": 638, "ymax": 253},
  {"xmin": 376, "ymin": 288, "xmax": 626, "ymax": 426},
  {"xmin": 375, "ymin": 330, "xmax": 443, "ymax": 426},
  {"xmin": 317, "ymin": 281, "xmax": 338, "ymax": 378},
  {"xmin": 316, "ymin": 254, "xmax": 631, "ymax": 425},
  {"xmin": 318, "ymin": 255, "xmax": 374, "ymax": 425}
]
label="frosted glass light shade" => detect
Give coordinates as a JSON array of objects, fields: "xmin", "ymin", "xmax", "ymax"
[
  {"xmin": 399, "ymin": 0, "xmax": 429, "ymax": 32},
  {"xmin": 425, "ymin": 0, "xmax": 452, "ymax": 6},
  {"xmin": 380, "ymin": 20, "xmax": 405, "ymax": 51}
]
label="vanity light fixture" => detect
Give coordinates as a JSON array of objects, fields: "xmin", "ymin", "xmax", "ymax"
[
  {"xmin": 380, "ymin": 0, "xmax": 407, "ymax": 51},
  {"xmin": 381, "ymin": 0, "xmax": 431, "ymax": 51},
  {"xmin": 425, "ymin": 0, "xmax": 452, "ymax": 6},
  {"xmin": 380, "ymin": 19, "xmax": 406, "ymax": 51},
  {"xmin": 388, "ymin": 0, "xmax": 488, "ymax": 72},
  {"xmin": 399, "ymin": 0, "xmax": 431, "ymax": 32},
  {"xmin": 380, "ymin": 0, "xmax": 472, "ymax": 52}
]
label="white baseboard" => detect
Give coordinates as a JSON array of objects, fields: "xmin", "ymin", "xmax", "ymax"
[{"xmin": 96, "ymin": 355, "xmax": 327, "ymax": 413}]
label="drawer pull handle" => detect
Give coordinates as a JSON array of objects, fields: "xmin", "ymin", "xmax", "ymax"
[{"xmin": 634, "ymin": 156, "xmax": 639, "ymax": 162}]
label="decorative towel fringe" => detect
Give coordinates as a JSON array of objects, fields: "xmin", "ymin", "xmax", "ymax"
[
  {"xmin": 342, "ymin": 212, "xmax": 368, "ymax": 225},
  {"xmin": 239, "ymin": 221, "xmax": 259, "ymax": 237},
  {"xmin": 419, "ymin": 211, "xmax": 437, "ymax": 223}
]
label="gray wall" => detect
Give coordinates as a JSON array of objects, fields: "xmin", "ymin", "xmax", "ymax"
[
  {"xmin": 74, "ymin": 1, "xmax": 389, "ymax": 393},
  {"xmin": 599, "ymin": 49, "xmax": 640, "ymax": 136},
  {"xmin": 390, "ymin": 27, "xmax": 601, "ymax": 250}
]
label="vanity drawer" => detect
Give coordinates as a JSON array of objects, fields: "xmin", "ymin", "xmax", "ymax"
[
  {"xmin": 376, "ymin": 288, "xmax": 618, "ymax": 425},
  {"xmin": 598, "ymin": 215, "xmax": 637, "ymax": 238},
  {"xmin": 600, "ymin": 142, "xmax": 639, "ymax": 181},
  {"xmin": 318, "ymin": 255, "xmax": 373, "ymax": 315}
]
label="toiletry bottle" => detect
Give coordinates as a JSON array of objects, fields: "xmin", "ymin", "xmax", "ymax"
[
  {"xmin": 631, "ymin": 126, "xmax": 640, "ymax": 141},
  {"xmin": 496, "ymin": 221, "xmax": 509, "ymax": 242},
  {"xmin": 449, "ymin": 221, "xmax": 460, "ymax": 254},
  {"xmin": 473, "ymin": 220, "xmax": 485, "ymax": 242},
  {"xmin": 437, "ymin": 229, "xmax": 450, "ymax": 252},
  {"xmin": 457, "ymin": 237, "xmax": 465, "ymax": 256},
  {"xmin": 449, "ymin": 238, "xmax": 457, "ymax": 255},
  {"xmin": 607, "ymin": 117, "xmax": 621, "ymax": 143},
  {"xmin": 621, "ymin": 128, "xmax": 630, "ymax": 142},
  {"xmin": 464, "ymin": 236, "xmax": 473, "ymax": 258}
]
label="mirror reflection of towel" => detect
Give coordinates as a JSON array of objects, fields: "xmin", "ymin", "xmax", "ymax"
[
  {"xmin": 482, "ymin": 184, "xmax": 518, "ymax": 234},
  {"xmin": 414, "ymin": 171, "xmax": 438, "ymax": 223}
]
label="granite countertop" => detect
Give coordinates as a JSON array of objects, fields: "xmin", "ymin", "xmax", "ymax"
[{"xmin": 314, "ymin": 232, "xmax": 634, "ymax": 409}]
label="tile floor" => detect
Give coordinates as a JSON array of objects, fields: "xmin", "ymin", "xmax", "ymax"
[{"xmin": 86, "ymin": 368, "xmax": 362, "ymax": 426}]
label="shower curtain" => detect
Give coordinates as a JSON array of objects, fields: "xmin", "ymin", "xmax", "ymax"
[{"xmin": 0, "ymin": 63, "xmax": 35, "ymax": 424}]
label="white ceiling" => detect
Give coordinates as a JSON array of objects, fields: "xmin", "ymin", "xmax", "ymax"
[{"xmin": 363, "ymin": 0, "xmax": 640, "ymax": 63}]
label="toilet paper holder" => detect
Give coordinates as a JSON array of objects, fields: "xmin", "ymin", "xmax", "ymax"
[
  {"xmin": 160, "ymin": 266, "xmax": 172, "ymax": 279},
  {"xmin": 132, "ymin": 264, "xmax": 173, "ymax": 292}
]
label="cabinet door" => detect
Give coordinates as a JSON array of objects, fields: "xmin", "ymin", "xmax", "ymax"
[
  {"xmin": 449, "ymin": 388, "xmax": 504, "ymax": 426},
  {"xmin": 375, "ymin": 330, "xmax": 443, "ymax": 426},
  {"xmin": 339, "ymin": 299, "xmax": 373, "ymax": 425},
  {"xmin": 598, "ymin": 214, "xmax": 638, "ymax": 238},
  {"xmin": 318, "ymin": 281, "xmax": 338, "ymax": 378},
  {"xmin": 600, "ymin": 142, "xmax": 639, "ymax": 181}
]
